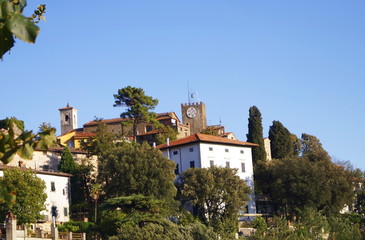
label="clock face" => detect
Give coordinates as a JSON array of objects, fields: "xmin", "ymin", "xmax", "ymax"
[{"xmin": 186, "ymin": 107, "xmax": 198, "ymax": 118}]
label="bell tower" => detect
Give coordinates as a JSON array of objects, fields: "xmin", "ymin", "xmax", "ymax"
[
  {"xmin": 181, "ymin": 102, "xmax": 207, "ymax": 135},
  {"xmin": 59, "ymin": 104, "xmax": 78, "ymax": 135}
]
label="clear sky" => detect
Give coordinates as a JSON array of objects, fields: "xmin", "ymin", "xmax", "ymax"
[{"xmin": 1, "ymin": 1, "xmax": 364, "ymax": 169}]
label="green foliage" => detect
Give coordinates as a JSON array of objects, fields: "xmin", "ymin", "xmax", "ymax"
[
  {"xmin": 255, "ymin": 156, "xmax": 354, "ymax": 218},
  {"xmin": 69, "ymin": 159, "xmax": 95, "ymax": 216},
  {"xmin": 250, "ymin": 210, "xmax": 363, "ymax": 240},
  {"xmin": 268, "ymin": 121, "xmax": 293, "ymax": 159},
  {"xmin": 100, "ymin": 195, "xmax": 174, "ymax": 217},
  {"xmin": 200, "ymin": 126, "xmax": 219, "ymax": 136},
  {"xmin": 177, "ymin": 166, "xmax": 251, "ymax": 235},
  {"xmin": 80, "ymin": 121, "xmax": 117, "ymax": 156},
  {"xmin": 300, "ymin": 133, "xmax": 331, "ymax": 162},
  {"xmin": 113, "ymin": 86, "xmax": 159, "ymax": 140},
  {"xmin": 98, "ymin": 141, "xmax": 176, "ymax": 201},
  {"xmin": 111, "ymin": 218, "xmax": 185, "ymax": 240},
  {"xmin": 59, "ymin": 146, "xmax": 77, "ymax": 173},
  {"xmin": 0, "ymin": 0, "xmax": 45, "ymax": 59},
  {"xmin": 155, "ymin": 125, "xmax": 178, "ymax": 145},
  {"xmin": 0, "ymin": 168, "xmax": 47, "ymax": 224},
  {"xmin": 58, "ymin": 221, "xmax": 96, "ymax": 234},
  {"xmin": 0, "ymin": 118, "xmax": 56, "ymax": 164},
  {"xmin": 246, "ymin": 106, "xmax": 266, "ymax": 164}
]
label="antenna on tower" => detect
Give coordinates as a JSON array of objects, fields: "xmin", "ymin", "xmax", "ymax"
[{"xmin": 187, "ymin": 81, "xmax": 191, "ymax": 104}]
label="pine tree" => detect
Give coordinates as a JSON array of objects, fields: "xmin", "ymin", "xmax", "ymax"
[
  {"xmin": 269, "ymin": 120, "xmax": 293, "ymax": 159},
  {"xmin": 246, "ymin": 106, "xmax": 266, "ymax": 165}
]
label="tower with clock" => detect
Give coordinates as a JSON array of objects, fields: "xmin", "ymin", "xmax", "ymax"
[{"xmin": 181, "ymin": 102, "xmax": 207, "ymax": 135}]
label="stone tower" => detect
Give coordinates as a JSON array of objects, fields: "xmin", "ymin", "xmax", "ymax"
[
  {"xmin": 181, "ymin": 102, "xmax": 207, "ymax": 135},
  {"xmin": 59, "ymin": 104, "xmax": 78, "ymax": 135}
]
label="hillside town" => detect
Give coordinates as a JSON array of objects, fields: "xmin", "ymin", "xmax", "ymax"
[{"xmin": 0, "ymin": 86, "xmax": 364, "ymax": 240}]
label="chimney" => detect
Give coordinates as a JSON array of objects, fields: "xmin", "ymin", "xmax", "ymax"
[{"xmin": 166, "ymin": 138, "xmax": 170, "ymax": 146}]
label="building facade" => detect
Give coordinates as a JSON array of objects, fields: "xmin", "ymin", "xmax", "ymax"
[
  {"xmin": 157, "ymin": 133, "xmax": 258, "ymax": 217},
  {"xmin": 0, "ymin": 166, "xmax": 71, "ymax": 230}
]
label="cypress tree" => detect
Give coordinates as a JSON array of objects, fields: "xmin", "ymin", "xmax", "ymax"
[
  {"xmin": 59, "ymin": 146, "xmax": 77, "ymax": 174},
  {"xmin": 246, "ymin": 106, "xmax": 266, "ymax": 165},
  {"xmin": 268, "ymin": 120, "xmax": 293, "ymax": 159}
]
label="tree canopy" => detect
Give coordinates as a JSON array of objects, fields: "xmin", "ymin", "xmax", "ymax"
[
  {"xmin": 255, "ymin": 155, "xmax": 354, "ymax": 218},
  {"xmin": 98, "ymin": 141, "xmax": 176, "ymax": 201},
  {"xmin": 0, "ymin": 168, "xmax": 47, "ymax": 224},
  {"xmin": 113, "ymin": 86, "xmax": 159, "ymax": 140},
  {"xmin": 246, "ymin": 106, "xmax": 266, "ymax": 164},
  {"xmin": 177, "ymin": 166, "xmax": 251, "ymax": 235}
]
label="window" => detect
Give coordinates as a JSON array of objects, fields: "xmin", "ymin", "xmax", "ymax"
[
  {"xmin": 64, "ymin": 207, "xmax": 68, "ymax": 217},
  {"xmin": 51, "ymin": 182, "xmax": 56, "ymax": 192},
  {"xmin": 63, "ymin": 189, "xmax": 66, "ymax": 195},
  {"xmin": 209, "ymin": 147, "xmax": 213, "ymax": 151},
  {"xmin": 189, "ymin": 147, "xmax": 194, "ymax": 152},
  {"xmin": 226, "ymin": 161, "xmax": 230, "ymax": 168},
  {"xmin": 225, "ymin": 149, "xmax": 229, "ymax": 153},
  {"xmin": 65, "ymin": 114, "xmax": 69, "ymax": 123},
  {"xmin": 210, "ymin": 160, "xmax": 214, "ymax": 167},
  {"xmin": 190, "ymin": 161, "xmax": 195, "ymax": 168},
  {"xmin": 175, "ymin": 164, "xmax": 179, "ymax": 175},
  {"xmin": 240, "ymin": 150, "xmax": 244, "ymax": 154},
  {"xmin": 241, "ymin": 162, "xmax": 246, "ymax": 173},
  {"xmin": 67, "ymin": 142, "xmax": 74, "ymax": 148},
  {"xmin": 173, "ymin": 151, "xmax": 178, "ymax": 155},
  {"xmin": 145, "ymin": 125, "xmax": 153, "ymax": 132}
]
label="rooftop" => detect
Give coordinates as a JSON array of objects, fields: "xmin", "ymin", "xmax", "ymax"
[{"xmin": 157, "ymin": 133, "xmax": 258, "ymax": 149}]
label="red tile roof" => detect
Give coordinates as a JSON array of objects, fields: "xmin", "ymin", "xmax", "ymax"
[
  {"xmin": 157, "ymin": 133, "xmax": 258, "ymax": 149},
  {"xmin": 84, "ymin": 118, "xmax": 129, "ymax": 126},
  {"xmin": 83, "ymin": 112, "xmax": 179, "ymax": 127},
  {"xmin": 58, "ymin": 107, "xmax": 77, "ymax": 111}
]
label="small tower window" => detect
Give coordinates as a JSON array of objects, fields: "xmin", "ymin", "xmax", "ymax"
[{"xmin": 65, "ymin": 114, "xmax": 69, "ymax": 123}]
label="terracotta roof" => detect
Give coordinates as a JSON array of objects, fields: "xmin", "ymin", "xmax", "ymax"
[
  {"xmin": 157, "ymin": 133, "xmax": 259, "ymax": 149},
  {"xmin": 84, "ymin": 118, "xmax": 129, "ymax": 126},
  {"xmin": 0, "ymin": 165, "xmax": 72, "ymax": 177},
  {"xmin": 58, "ymin": 107, "xmax": 77, "ymax": 111},
  {"xmin": 83, "ymin": 112, "xmax": 179, "ymax": 127},
  {"xmin": 34, "ymin": 147, "xmax": 87, "ymax": 154},
  {"xmin": 137, "ymin": 130, "xmax": 159, "ymax": 136}
]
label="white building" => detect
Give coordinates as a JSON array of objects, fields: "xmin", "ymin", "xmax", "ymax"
[
  {"xmin": 157, "ymin": 133, "xmax": 258, "ymax": 216},
  {"xmin": 0, "ymin": 166, "xmax": 71, "ymax": 230}
]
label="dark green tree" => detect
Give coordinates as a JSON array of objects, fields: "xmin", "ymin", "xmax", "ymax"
[
  {"xmin": 98, "ymin": 141, "xmax": 176, "ymax": 201},
  {"xmin": 113, "ymin": 86, "xmax": 159, "ymax": 141},
  {"xmin": 255, "ymin": 156, "xmax": 354, "ymax": 218},
  {"xmin": 177, "ymin": 166, "xmax": 251, "ymax": 236},
  {"xmin": 301, "ymin": 133, "xmax": 331, "ymax": 162},
  {"xmin": 0, "ymin": 168, "xmax": 47, "ymax": 224},
  {"xmin": 59, "ymin": 146, "xmax": 77, "ymax": 173},
  {"xmin": 246, "ymin": 106, "xmax": 266, "ymax": 164},
  {"xmin": 268, "ymin": 120, "xmax": 293, "ymax": 159}
]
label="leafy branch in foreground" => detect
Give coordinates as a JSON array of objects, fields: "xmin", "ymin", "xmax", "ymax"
[
  {"xmin": 0, "ymin": 0, "xmax": 46, "ymax": 59},
  {"xmin": 0, "ymin": 117, "xmax": 56, "ymax": 164}
]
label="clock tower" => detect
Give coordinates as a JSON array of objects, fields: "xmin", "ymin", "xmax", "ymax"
[{"xmin": 181, "ymin": 102, "xmax": 207, "ymax": 135}]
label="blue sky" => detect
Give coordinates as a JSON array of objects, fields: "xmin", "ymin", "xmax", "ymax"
[{"xmin": 1, "ymin": 1, "xmax": 364, "ymax": 169}]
